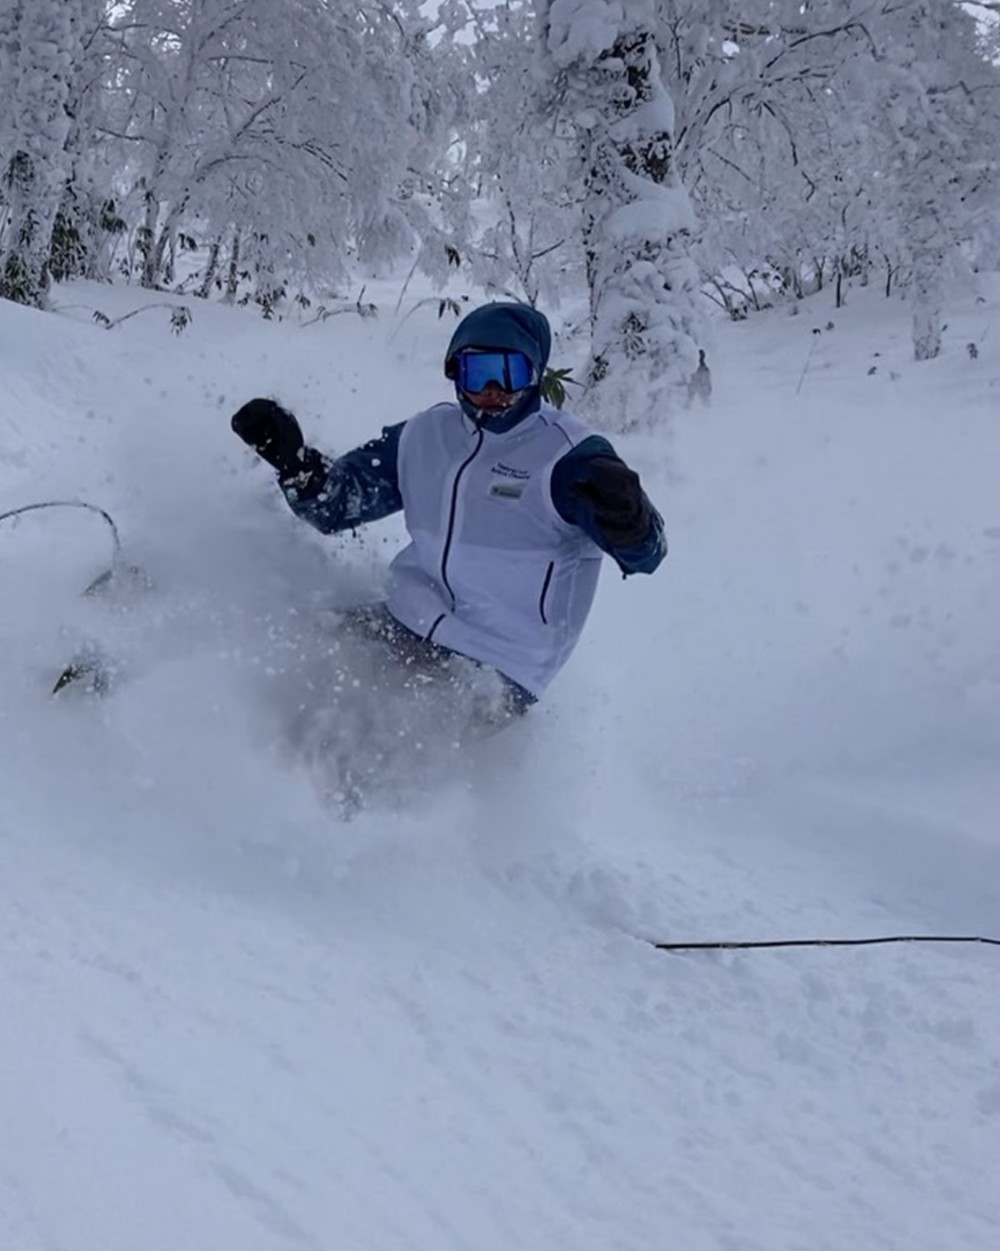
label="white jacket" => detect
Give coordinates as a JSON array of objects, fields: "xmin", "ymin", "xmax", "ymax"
[{"xmin": 386, "ymin": 402, "xmax": 604, "ymax": 695}]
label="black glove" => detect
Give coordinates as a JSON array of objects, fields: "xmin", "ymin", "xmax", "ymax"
[
  {"xmin": 571, "ymin": 456, "xmax": 651, "ymax": 547},
  {"xmin": 231, "ymin": 398, "xmax": 305, "ymax": 479}
]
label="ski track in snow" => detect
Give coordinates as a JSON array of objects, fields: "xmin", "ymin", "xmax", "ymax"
[{"xmin": 2, "ymin": 280, "xmax": 1000, "ymax": 1250}]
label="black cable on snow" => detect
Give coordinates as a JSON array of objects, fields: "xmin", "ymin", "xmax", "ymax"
[
  {"xmin": 0, "ymin": 499, "xmax": 123, "ymax": 560},
  {"xmin": 649, "ymin": 934, "xmax": 1000, "ymax": 952}
]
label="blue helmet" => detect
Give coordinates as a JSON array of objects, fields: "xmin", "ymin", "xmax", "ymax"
[{"xmin": 445, "ymin": 302, "xmax": 552, "ymax": 431}]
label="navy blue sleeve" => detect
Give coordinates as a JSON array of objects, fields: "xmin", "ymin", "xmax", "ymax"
[
  {"xmin": 550, "ymin": 434, "xmax": 667, "ymax": 575},
  {"xmin": 281, "ymin": 422, "xmax": 405, "ymax": 535}
]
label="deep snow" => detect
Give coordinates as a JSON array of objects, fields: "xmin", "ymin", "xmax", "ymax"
[{"xmin": 1, "ymin": 272, "xmax": 999, "ymax": 1250}]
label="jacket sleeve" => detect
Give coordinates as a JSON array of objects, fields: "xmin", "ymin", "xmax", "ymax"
[
  {"xmin": 549, "ymin": 434, "xmax": 667, "ymax": 575},
  {"xmin": 280, "ymin": 422, "xmax": 405, "ymax": 535}
]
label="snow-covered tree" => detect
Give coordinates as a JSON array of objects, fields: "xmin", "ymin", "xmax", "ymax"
[
  {"xmin": 539, "ymin": 0, "xmax": 703, "ymax": 428},
  {"xmin": 653, "ymin": 1, "xmax": 880, "ymax": 307},
  {"xmin": 91, "ymin": 0, "xmax": 433, "ymax": 298},
  {"xmin": 3, "ymin": 0, "xmax": 996, "ymax": 353},
  {"xmin": 434, "ymin": 0, "xmax": 578, "ymax": 308},
  {"xmin": 653, "ymin": 0, "xmax": 1000, "ymax": 349},
  {"xmin": 47, "ymin": 1, "xmax": 126, "ymax": 285},
  {"xmin": 859, "ymin": 1, "xmax": 1000, "ymax": 358},
  {"xmin": 0, "ymin": 0, "xmax": 80, "ymax": 306}
]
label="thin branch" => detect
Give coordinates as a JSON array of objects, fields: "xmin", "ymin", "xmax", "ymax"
[
  {"xmin": 701, "ymin": 145, "xmax": 760, "ymax": 187},
  {"xmin": 763, "ymin": 16, "xmax": 878, "ymax": 73},
  {"xmin": 94, "ymin": 125, "xmax": 152, "ymax": 144}
]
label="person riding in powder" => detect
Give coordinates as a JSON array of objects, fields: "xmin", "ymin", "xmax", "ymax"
[{"xmin": 231, "ymin": 302, "xmax": 666, "ymax": 721}]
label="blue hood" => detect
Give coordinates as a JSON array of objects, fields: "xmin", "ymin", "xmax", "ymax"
[{"xmin": 445, "ymin": 302, "xmax": 552, "ymax": 432}]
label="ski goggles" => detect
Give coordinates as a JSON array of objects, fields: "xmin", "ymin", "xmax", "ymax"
[{"xmin": 452, "ymin": 349, "xmax": 537, "ymax": 395}]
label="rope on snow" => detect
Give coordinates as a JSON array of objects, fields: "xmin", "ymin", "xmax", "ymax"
[
  {"xmin": 649, "ymin": 934, "xmax": 1000, "ymax": 952},
  {"xmin": 1, "ymin": 499, "xmax": 151, "ymax": 694},
  {"xmin": 0, "ymin": 499, "xmax": 123, "ymax": 561}
]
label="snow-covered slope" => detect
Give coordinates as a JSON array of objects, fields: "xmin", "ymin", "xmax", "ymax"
[{"xmin": 2, "ymin": 277, "xmax": 999, "ymax": 1250}]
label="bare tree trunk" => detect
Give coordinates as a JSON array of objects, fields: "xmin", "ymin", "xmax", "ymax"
[
  {"xmin": 912, "ymin": 282, "xmax": 942, "ymax": 361},
  {"xmin": 196, "ymin": 234, "xmax": 222, "ymax": 298},
  {"xmin": 139, "ymin": 183, "xmax": 161, "ymax": 288},
  {"xmin": 907, "ymin": 207, "xmax": 947, "ymax": 360},
  {"xmin": 224, "ymin": 229, "xmax": 241, "ymax": 303}
]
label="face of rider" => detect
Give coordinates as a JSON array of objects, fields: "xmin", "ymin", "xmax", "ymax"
[{"xmin": 462, "ymin": 378, "xmax": 521, "ymax": 414}]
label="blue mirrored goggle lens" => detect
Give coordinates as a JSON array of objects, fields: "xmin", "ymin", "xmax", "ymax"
[{"xmin": 457, "ymin": 350, "xmax": 535, "ymax": 394}]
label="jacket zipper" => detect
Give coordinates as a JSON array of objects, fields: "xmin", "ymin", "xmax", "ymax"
[
  {"xmin": 426, "ymin": 426, "xmax": 484, "ymax": 641},
  {"xmin": 538, "ymin": 561, "xmax": 555, "ymax": 625}
]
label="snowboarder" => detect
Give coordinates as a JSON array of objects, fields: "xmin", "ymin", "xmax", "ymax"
[{"xmin": 231, "ymin": 302, "xmax": 666, "ymax": 723}]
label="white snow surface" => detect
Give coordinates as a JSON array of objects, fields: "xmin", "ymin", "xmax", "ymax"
[{"xmin": 2, "ymin": 277, "xmax": 1000, "ymax": 1250}]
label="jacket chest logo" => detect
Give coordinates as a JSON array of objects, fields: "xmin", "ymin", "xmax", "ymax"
[
  {"xmin": 490, "ymin": 461, "xmax": 530, "ymax": 480},
  {"xmin": 487, "ymin": 461, "xmax": 531, "ymax": 501}
]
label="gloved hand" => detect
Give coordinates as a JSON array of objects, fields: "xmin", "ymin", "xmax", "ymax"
[
  {"xmin": 571, "ymin": 456, "xmax": 651, "ymax": 547},
  {"xmin": 231, "ymin": 397, "xmax": 304, "ymax": 479}
]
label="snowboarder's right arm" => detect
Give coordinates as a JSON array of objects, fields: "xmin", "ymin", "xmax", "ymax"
[
  {"xmin": 231, "ymin": 398, "xmax": 404, "ymax": 534},
  {"xmin": 280, "ymin": 424, "xmax": 405, "ymax": 535}
]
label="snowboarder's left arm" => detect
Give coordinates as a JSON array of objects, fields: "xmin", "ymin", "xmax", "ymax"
[{"xmin": 550, "ymin": 436, "xmax": 666, "ymax": 575}]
